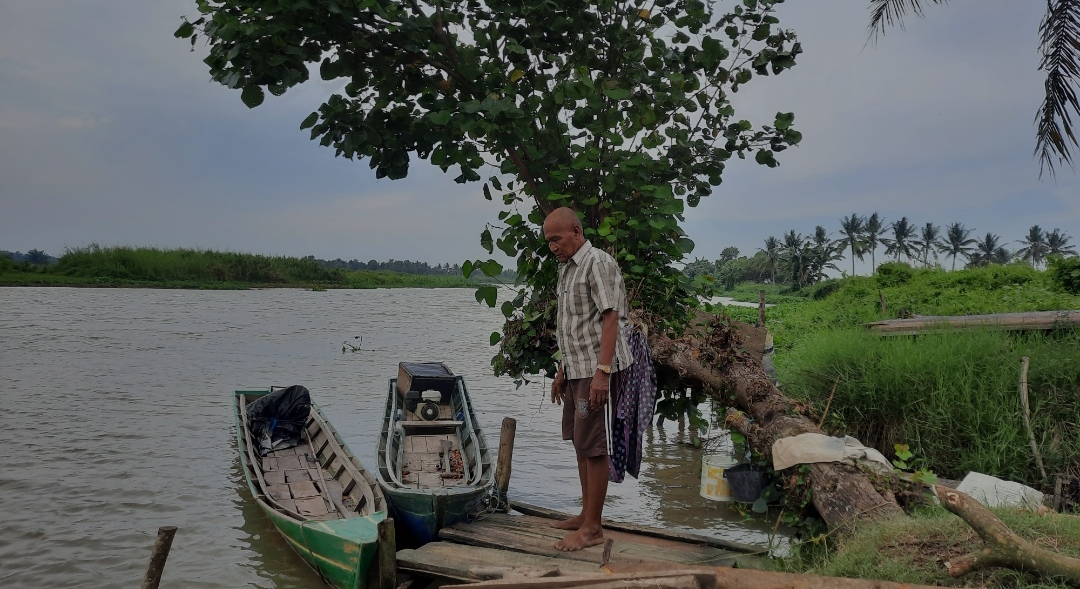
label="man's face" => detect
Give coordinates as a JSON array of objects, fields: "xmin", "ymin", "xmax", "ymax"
[{"xmin": 544, "ymin": 220, "xmax": 580, "ymax": 263}]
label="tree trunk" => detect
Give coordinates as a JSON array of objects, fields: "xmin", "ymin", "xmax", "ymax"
[
  {"xmin": 644, "ymin": 313, "xmax": 903, "ymax": 531},
  {"xmin": 937, "ymin": 486, "xmax": 1080, "ymax": 582}
]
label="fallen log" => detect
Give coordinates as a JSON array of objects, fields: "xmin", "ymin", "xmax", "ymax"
[
  {"xmin": 644, "ymin": 312, "xmax": 903, "ymax": 531},
  {"xmin": 864, "ymin": 310, "xmax": 1080, "ymax": 336},
  {"xmin": 937, "ymin": 486, "xmax": 1080, "ymax": 583}
]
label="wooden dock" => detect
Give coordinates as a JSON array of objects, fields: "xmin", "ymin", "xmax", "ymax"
[{"xmin": 396, "ymin": 502, "xmax": 765, "ymax": 585}]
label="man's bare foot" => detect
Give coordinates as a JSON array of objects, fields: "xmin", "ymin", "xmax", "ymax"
[
  {"xmin": 551, "ymin": 513, "xmax": 585, "ymax": 530},
  {"xmin": 554, "ymin": 524, "xmax": 604, "ymax": 551}
]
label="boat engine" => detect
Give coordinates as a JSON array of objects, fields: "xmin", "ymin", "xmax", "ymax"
[{"xmin": 415, "ymin": 390, "xmax": 442, "ymax": 421}]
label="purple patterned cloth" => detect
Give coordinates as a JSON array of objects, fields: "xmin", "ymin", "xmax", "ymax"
[{"xmin": 608, "ymin": 326, "xmax": 657, "ymax": 483}]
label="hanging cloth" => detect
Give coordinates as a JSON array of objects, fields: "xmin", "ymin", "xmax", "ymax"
[{"xmin": 608, "ymin": 325, "xmax": 657, "ymax": 483}]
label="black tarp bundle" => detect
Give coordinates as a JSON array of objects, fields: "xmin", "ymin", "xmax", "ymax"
[{"xmin": 246, "ymin": 385, "xmax": 311, "ymax": 457}]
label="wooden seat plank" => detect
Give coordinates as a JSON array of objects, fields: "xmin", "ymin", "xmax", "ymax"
[
  {"xmin": 397, "ymin": 542, "xmax": 598, "ymax": 581},
  {"xmin": 293, "ymin": 497, "xmax": 329, "ymax": 517},
  {"xmin": 266, "ymin": 485, "xmax": 292, "ymax": 501},
  {"xmin": 288, "ymin": 481, "xmax": 320, "ymax": 499}
]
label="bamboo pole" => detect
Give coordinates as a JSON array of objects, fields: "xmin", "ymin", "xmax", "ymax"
[
  {"xmin": 757, "ymin": 290, "xmax": 766, "ymax": 328},
  {"xmin": 1018, "ymin": 357, "xmax": 1047, "ymax": 481},
  {"xmin": 494, "ymin": 417, "xmax": 517, "ymax": 508},
  {"xmin": 141, "ymin": 526, "xmax": 177, "ymax": 589},
  {"xmin": 878, "ymin": 290, "xmax": 887, "ymax": 315},
  {"xmin": 377, "ymin": 517, "xmax": 396, "ymax": 589}
]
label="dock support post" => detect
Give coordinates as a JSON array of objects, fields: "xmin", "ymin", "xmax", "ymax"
[
  {"xmin": 377, "ymin": 517, "xmax": 396, "ymax": 589},
  {"xmin": 757, "ymin": 290, "xmax": 766, "ymax": 328},
  {"xmin": 141, "ymin": 526, "xmax": 177, "ymax": 589},
  {"xmin": 494, "ymin": 417, "xmax": 517, "ymax": 510}
]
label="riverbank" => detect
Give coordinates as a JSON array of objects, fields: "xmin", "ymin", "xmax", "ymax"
[
  {"xmin": 0, "ymin": 246, "xmax": 475, "ymax": 289},
  {"xmin": 715, "ymin": 264, "xmax": 1080, "ymax": 586}
]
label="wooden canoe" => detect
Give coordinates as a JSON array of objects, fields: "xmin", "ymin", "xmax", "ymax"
[
  {"xmin": 376, "ymin": 367, "xmax": 493, "ymax": 546},
  {"xmin": 233, "ymin": 388, "xmax": 388, "ymax": 589}
]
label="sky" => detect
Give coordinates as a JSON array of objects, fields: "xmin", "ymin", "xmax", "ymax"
[{"xmin": 1, "ymin": 0, "xmax": 1078, "ymax": 271}]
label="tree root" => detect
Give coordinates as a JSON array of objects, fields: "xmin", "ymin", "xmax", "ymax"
[{"xmin": 936, "ymin": 485, "xmax": 1080, "ymax": 583}]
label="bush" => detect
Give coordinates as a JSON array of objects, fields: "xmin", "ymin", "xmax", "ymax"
[
  {"xmin": 0, "ymin": 254, "xmax": 13, "ymax": 273},
  {"xmin": 874, "ymin": 262, "xmax": 914, "ymax": 287},
  {"xmin": 1048, "ymin": 255, "xmax": 1080, "ymax": 294}
]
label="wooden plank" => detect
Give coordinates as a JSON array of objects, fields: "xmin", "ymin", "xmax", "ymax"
[
  {"xmin": 510, "ymin": 501, "xmax": 764, "ymax": 554},
  {"xmin": 285, "ymin": 469, "xmax": 312, "ymax": 483},
  {"xmin": 864, "ymin": 309, "xmax": 1080, "ymax": 336},
  {"xmin": 439, "ymin": 515, "xmax": 743, "ymax": 567},
  {"xmin": 293, "ymin": 497, "xmax": 329, "ymax": 517},
  {"xmin": 399, "ymin": 421, "xmax": 464, "ymax": 429},
  {"xmin": 263, "ymin": 470, "xmax": 286, "ymax": 486},
  {"xmin": 377, "ymin": 518, "xmax": 396, "ymax": 589},
  {"xmin": 276, "ymin": 455, "xmax": 303, "ymax": 471},
  {"xmin": 266, "ymin": 485, "xmax": 292, "ymax": 501},
  {"xmin": 440, "ymin": 571, "xmax": 706, "ymax": 589},
  {"xmin": 288, "ymin": 481, "xmax": 320, "ymax": 499},
  {"xmin": 397, "ymin": 542, "xmax": 597, "ymax": 582}
]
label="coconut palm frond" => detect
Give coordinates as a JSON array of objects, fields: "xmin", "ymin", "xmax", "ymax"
[
  {"xmin": 868, "ymin": 0, "xmax": 950, "ymax": 41},
  {"xmin": 1035, "ymin": 0, "xmax": 1080, "ymax": 177}
]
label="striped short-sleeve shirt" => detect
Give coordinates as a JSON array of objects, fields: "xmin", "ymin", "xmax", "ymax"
[{"xmin": 556, "ymin": 240, "xmax": 633, "ymax": 380}]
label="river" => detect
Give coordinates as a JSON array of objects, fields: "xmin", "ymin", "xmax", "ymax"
[{"xmin": 0, "ymin": 287, "xmax": 776, "ymax": 588}]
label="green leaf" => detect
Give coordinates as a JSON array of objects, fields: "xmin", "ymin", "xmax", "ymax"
[
  {"xmin": 490, "ymin": 331, "xmax": 502, "ymax": 346},
  {"xmin": 174, "ymin": 21, "xmax": 195, "ymax": 39},
  {"xmin": 501, "ymin": 301, "xmax": 515, "ymax": 317},
  {"xmin": 675, "ymin": 237, "xmax": 695, "ymax": 254},
  {"xmin": 241, "ymin": 85, "xmax": 265, "ymax": 108},
  {"xmin": 462, "ymin": 260, "xmax": 475, "ymax": 279},
  {"xmin": 774, "ymin": 112, "xmax": 795, "ymax": 130},
  {"xmin": 479, "ymin": 259, "xmax": 503, "ymax": 277},
  {"xmin": 752, "ymin": 498, "xmax": 768, "ymax": 513},
  {"xmin": 428, "ymin": 110, "xmax": 452, "ymax": 125},
  {"xmin": 474, "ymin": 284, "xmax": 497, "ymax": 307},
  {"xmin": 480, "ymin": 229, "xmax": 494, "ymax": 253},
  {"xmin": 300, "ymin": 112, "xmax": 319, "ymax": 130}
]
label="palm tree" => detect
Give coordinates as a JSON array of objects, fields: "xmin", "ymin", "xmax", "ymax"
[
  {"xmin": 809, "ymin": 226, "xmax": 844, "ymax": 283},
  {"xmin": 1047, "ymin": 228, "xmax": 1078, "ymax": 257},
  {"xmin": 757, "ymin": 236, "xmax": 782, "ymax": 283},
  {"xmin": 837, "ymin": 213, "xmax": 866, "ymax": 276},
  {"xmin": 1016, "ymin": 225, "xmax": 1050, "ymax": 268},
  {"xmin": 882, "ymin": 217, "xmax": 921, "ymax": 263},
  {"xmin": 869, "ymin": 0, "xmax": 1080, "ymax": 175},
  {"xmin": 939, "ymin": 222, "xmax": 977, "ymax": 270},
  {"xmin": 918, "ymin": 222, "xmax": 942, "ymax": 267},
  {"xmin": 781, "ymin": 230, "xmax": 810, "ymax": 289},
  {"xmin": 864, "ymin": 213, "xmax": 886, "ymax": 272},
  {"xmin": 968, "ymin": 233, "xmax": 1011, "ymax": 267}
]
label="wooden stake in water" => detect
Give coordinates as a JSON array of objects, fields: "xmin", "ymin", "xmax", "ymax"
[
  {"xmin": 141, "ymin": 526, "xmax": 177, "ymax": 589},
  {"xmin": 494, "ymin": 417, "xmax": 517, "ymax": 509}
]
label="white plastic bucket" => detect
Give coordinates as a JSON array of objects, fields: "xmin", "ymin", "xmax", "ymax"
[{"xmin": 700, "ymin": 452, "xmax": 739, "ymax": 501}]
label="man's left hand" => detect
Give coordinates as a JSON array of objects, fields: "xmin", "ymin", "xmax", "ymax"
[{"xmin": 588, "ymin": 371, "xmax": 609, "ymax": 410}]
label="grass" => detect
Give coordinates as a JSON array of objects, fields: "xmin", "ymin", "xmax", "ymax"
[
  {"xmin": 712, "ymin": 264, "xmax": 1080, "ymax": 492},
  {"xmin": 777, "ymin": 506, "xmax": 1080, "ymax": 588},
  {"xmin": 0, "ymin": 246, "xmax": 472, "ymax": 289}
]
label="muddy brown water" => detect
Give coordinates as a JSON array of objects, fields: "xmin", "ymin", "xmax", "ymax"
[{"xmin": 0, "ymin": 287, "xmax": 778, "ymax": 588}]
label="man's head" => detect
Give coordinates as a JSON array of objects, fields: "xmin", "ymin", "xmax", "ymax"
[{"xmin": 543, "ymin": 207, "xmax": 585, "ymax": 263}]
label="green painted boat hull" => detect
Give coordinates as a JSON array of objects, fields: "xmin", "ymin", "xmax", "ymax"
[{"xmin": 234, "ymin": 389, "xmax": 386, "ymax": 589}]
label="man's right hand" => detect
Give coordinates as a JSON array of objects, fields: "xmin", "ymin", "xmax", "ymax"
[{"xmin": 551, "ymin": 366, "xmax": 566, "ymax": 405}]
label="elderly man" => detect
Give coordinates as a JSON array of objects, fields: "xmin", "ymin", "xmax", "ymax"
[{"xmin": 544, "ymin": 207, "xmax": 633, "ymax": 552}]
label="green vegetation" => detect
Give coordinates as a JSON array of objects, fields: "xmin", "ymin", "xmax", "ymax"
[
  {"xmin": 779, "ymin": 506, "xmax": 1080, "ymax": 588},
  {"xmin": 0, "ymin": 246, "xmax": 471, "ymax": 289}
]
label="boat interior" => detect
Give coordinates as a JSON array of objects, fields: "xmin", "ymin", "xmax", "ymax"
[
  {"xmin": 381, "ymin": 364, "xmax": 491, "ymax": 490},
  {"xmin": 238, "ymin": 392, "xmax": 384, "ymax": 521}
]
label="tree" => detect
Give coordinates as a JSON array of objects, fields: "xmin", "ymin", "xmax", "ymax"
[
  {"xmin": 1016, "ymin": 225, "xmax": 1050, "ymax": 268},
  {"xmin": 917, "ymin": 222, "xmax": 942, "ymax": 267},
  {"xmin": 837, "ymin": 213, "xmax": 866, "ymax": 276},
  {"xmin": 780, "ymin": 229, "xmax": 811, "ymax": 288},
  {"xmin": 807, "ymin": 225, "xmax": 842, "ymax": 283},
  {"xmin": 869, "ymin": 0, "xmax": 1080, "ymax": 176},
  {"xmin": 864, "ymin": 212, "xmax": 886, "ymax": 272},
  {"xmin": 939, "ymin": 221, "xmax": 977, "ymax": 271},
  {"xmin": 177, "ymin": 0, "xmax": 803, "ymax": 378},
  {"xmin": 968, "ymin": 232, "xmax": 1011, "ymax": 267},
  {"xmin": 719, "ymin": 246, "xmax": 740, "ymax": 265},
  {"xmin": 882, "ymin": 216, "xmax": 920, "ymax": 262},
  {"xmin": 758, "ymin": 236, "xmax": 782, "ymax": 284},
  {"xmin": 181, "ymin": 0, "xmax": 909, "ymax": 536},
  {"xmin": 1047, "ymin": 228, "xmax": 1078, "ymax": 256}
]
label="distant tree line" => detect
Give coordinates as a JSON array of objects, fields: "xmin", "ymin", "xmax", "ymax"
[
  {"xmin": 1, "ymin": 249, "xmax": 58, "ymax": 265},
  {"xmin": 686, "ymin": 215, "xmax": 1078, "ymax": 290},
  {"xmin": 303, "ymin": 256, "xmax": 464, "ymax": 275}
]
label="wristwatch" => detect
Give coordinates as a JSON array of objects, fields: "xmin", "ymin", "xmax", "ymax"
[{"xmin": 596, "ymin": 364, "xmax": 612, "ymax": 374}]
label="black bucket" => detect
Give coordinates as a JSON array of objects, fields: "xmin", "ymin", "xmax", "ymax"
[{"xmin": 723, "ymin": 463, "xmax": 764, "ymax": 503}]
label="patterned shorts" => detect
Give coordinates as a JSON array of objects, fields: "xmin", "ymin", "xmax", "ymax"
[{"xmin": 561, "ymin": 374, "xmax": 619, "ymax": 458}]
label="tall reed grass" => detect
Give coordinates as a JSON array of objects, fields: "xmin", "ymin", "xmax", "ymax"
[{"xmin": 778, "ymin": 328, "xmax": 1080, "ymax": 487}]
